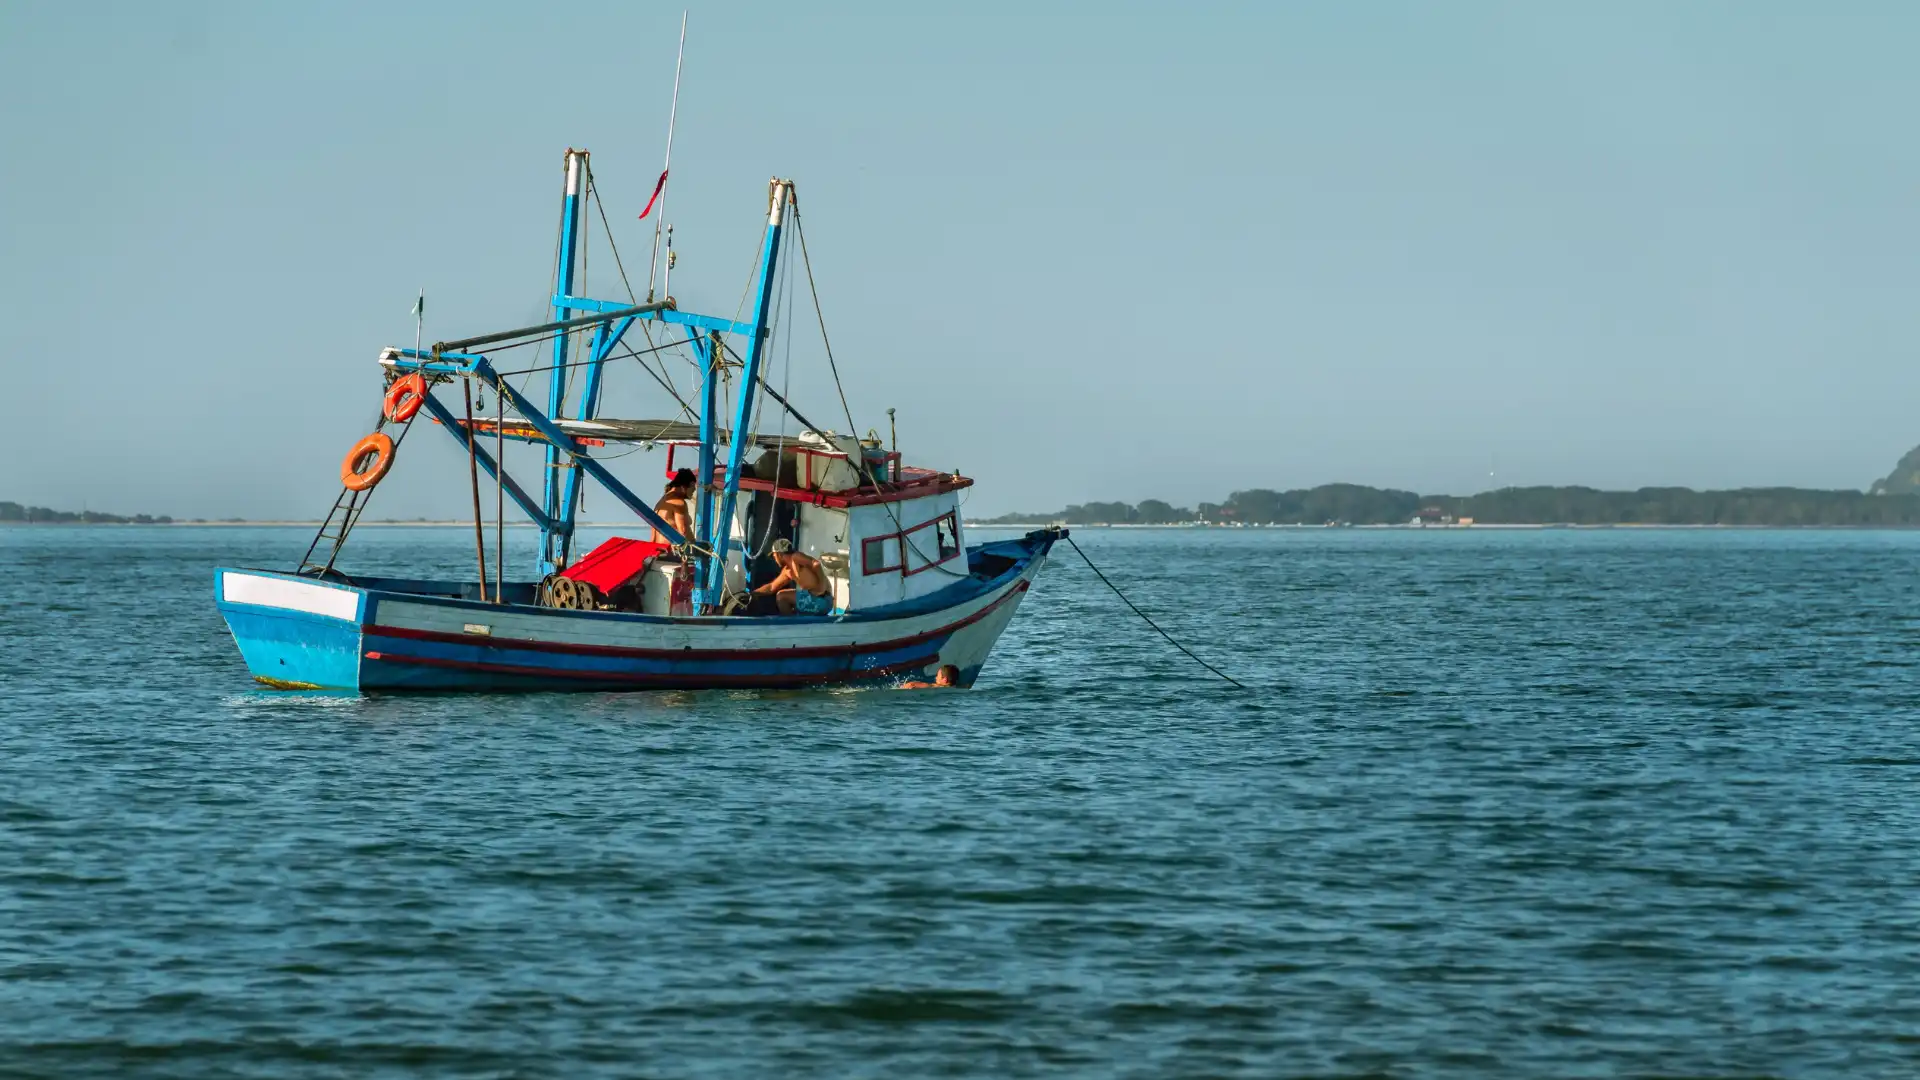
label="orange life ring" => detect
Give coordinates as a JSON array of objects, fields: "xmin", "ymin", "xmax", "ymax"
[
  {"xmin": 341, "ymin": 432, "xmax": 395, "ymax": 491},
  {"xmin": 383, "ymin": 373, "xmax": 426, "ymax": 423}
]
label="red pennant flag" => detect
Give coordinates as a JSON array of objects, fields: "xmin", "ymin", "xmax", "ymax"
[{"xmin": 637, "ymin": 170, "xmax": 669, "ymax": 220}]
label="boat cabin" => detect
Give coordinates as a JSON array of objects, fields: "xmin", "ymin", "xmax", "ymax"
[
  {"xmin": 394, "ymin": 396, "xmax": 977, "ymax": 619},
  {"xmin": 574, "ymin": 427, "xmax": 971, "ymax": 617}
]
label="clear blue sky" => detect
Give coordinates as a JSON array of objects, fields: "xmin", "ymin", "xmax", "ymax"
[{"xmin": 3, "ymin": 2, "xmax": 1917, "ymax": 518}]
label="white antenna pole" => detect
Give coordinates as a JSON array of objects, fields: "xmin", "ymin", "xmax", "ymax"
[
  {"xmin": 662, "ymin": 222, "xmax": 676, "ymax": 299},
  {"xmin": 647, "ymin": 11, "xmax": 687, "ymax": 302}
]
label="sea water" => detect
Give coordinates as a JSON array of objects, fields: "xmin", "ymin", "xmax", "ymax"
[{"xmin": 4, "ymin": 525, "xmax": 1920, "ymax": 1077}]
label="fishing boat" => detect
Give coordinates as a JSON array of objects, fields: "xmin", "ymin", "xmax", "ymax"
[{"xmin": 214, "ymin": 149, "xmax": 1064, "ymax": 691}]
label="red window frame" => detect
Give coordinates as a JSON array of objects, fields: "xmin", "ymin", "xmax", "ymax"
[
  {"xmin": 900, "ymin": 511, "xmax": 962, "ymax": 577},
  {"xmin": 862, "ymin": 534, "xmax": 902, "ymax": 575},
  {"xmin": 861, "ymin": 510, "xmax": 962, "ymax": 577}
]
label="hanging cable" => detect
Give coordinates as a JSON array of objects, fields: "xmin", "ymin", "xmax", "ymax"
[
  {"xmin": 492, "ymin": 333, "xmax": 692, "ymax": 379},
  {"xmin": 586, "ymin": 162, "xmax": 696, "ymax": 397},
  {"xmin": 1065, "ymin": 535, "xmax": 1244, "ymax": 689},
  {"xmin": 790, "ymin": 204, "xmax": 861, "ymax": 447},
  {"xmin": 784, "ymin": 202, "xmax": 968, "ymax": 577},
  {"xmin": 751, "ymin": 224, "xmax": 799, "ymax": 561}
]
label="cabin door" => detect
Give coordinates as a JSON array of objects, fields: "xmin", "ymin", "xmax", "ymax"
[{"xmin": 743, "ymin": 491, "xmax": 800, "ymax": 589}]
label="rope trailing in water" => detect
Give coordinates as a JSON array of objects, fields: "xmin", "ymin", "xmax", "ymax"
[{"xmin": 1065, "ymin": 535, "xmax": 1244, "ymax": 689}]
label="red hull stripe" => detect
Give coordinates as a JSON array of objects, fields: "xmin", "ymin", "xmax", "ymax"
[
  {"xmin": 363, "ymin": 650, "xmax": 939, "ymax": 687},
  {"xmin": 365, "ymin": 580, "xmax": 1028, "ymax": 662}
]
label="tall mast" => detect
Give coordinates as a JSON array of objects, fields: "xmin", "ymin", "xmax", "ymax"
[
  {"xmin": 702, "ymin": 179, "xmax": 792, "ymax": 609},
  {"xmin": 691, "ymin": 328, "xmax": 722, "ymax": 612},
  {"xmin": 541, "ymin": 149, "xmax": 589, "ymax": 575},
  {"xmin": 647, "ymin": 12, "xmax": 687, "ymax": 303}
]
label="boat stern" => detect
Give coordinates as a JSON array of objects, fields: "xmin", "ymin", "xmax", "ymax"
[{"xmin": 214, "ymin": 569, "xmax": 368, "ymax": 690}]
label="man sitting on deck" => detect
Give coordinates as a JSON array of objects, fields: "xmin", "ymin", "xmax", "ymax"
[
  {"xmin": 754, "ymin": 538, "xmax": 833, "ymax": 616},
  {"xmin": 654, "ymin": 468, "xmax": 696, "ymax": 543}
]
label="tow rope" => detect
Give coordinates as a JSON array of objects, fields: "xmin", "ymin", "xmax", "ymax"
[{"xmin": 1065, "ymin": 535, "xmax": 1244, "ymax": 689}]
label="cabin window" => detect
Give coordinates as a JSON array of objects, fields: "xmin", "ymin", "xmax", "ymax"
[
  {"xmin": 936, "ymin": 514, "xmax": 959, "ymax": 560},
  {"xmin": 862, "ymin": 535, "xmax": 901, "ymax": 575},
  {"xmin": 900, "ymin": 511, "xmax": 963, "ymax": 576}
]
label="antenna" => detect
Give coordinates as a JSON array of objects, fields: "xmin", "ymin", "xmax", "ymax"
[{"xmin": 646, "ymin": 11, "xmax": 687, "ymax": 302}]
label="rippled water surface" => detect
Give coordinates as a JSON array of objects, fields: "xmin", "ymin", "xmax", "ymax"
[{"xmin": 7, "ymin": 525, "xmax": 1920, "ymax": 1078}]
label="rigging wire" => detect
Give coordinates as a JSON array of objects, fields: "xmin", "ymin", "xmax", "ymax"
[
  {"xmin": 1064, "ymin": 535, "xmax": 1245, "ymax": 689},
  {"xmin": 586, "ymin": 162, "xmax": 696, "ymax": 394},
  {"xmin": 789, "ymin": 205, "xmax": 860, "ymax": 449},
  {"xmin": 587, "ymin": 168, "xmax": 640, "ymax": 312},
  {"xmin": 750, "ymin": 218, "xmax": 799, "ymax": 561},
  {"xmin": 648, "ymin": 12, "xmax": 688, "ymax": 302},
  {"xmin": 784, "ymin": 200, "xmax": 969, "ymax": 578},
  {"xmin": 491, "ymin": 333, "xmax": 692, "ymax": 379},
  {"xmin": 584, "ymin": 158, "xmax": 704, "ymax": 454},
  {"xmin": 612, "ymin": 339, "xmax": 700, "ymax": 423}
]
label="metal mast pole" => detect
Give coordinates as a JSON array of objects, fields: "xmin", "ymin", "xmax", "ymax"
[
  {"xmin": 542, "ymin": 149, "xmax": 589, "ymax": 575},
  {"xmin": 690, "ymin": 328, "xmax": 722, "ymax": 611},
  {"xmin": 702, "ymin": 179, "xmax": 791, "ymax": 608},
  {"xmin": 647, "ymin": 12, "xmax": 687, "ymax": 303}
]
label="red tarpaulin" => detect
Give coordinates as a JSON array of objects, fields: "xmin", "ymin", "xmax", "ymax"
[{"xmin": 561, "ymin": 536, "xmax": 670, "ymax": 592}]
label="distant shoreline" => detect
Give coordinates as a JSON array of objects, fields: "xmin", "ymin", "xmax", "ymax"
[
  {"xmin": 10, "ymin": 520, "xmax": 1920, "ymax": 531},
  {"xmin": 14, "ymin": 480, "xmax": 1920, "ymax": 530}
]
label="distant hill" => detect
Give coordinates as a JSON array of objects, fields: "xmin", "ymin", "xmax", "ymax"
[
  {"xmin": 1871, "ymin": 445, "xmax": 1920, "ymax": 495},
  {"xmin": 0, "ymin": 501, "xmax": 173, "ymax": 524},
  {"xmin": 979, "ymin": 484, "xmax": 1920, "ymax": 527}
]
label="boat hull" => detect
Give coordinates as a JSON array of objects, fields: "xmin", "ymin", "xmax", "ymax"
[{"xmin": 215, "ymin": 530, "xmax": 1059, "ymax": 693}]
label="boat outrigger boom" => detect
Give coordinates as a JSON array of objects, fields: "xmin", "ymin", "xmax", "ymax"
[{"xmin": 214, "ymin": 149, "xmax": 1063, "ymax": 693}]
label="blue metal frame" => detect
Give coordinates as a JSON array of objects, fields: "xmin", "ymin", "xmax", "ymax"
[
  {"xmin": 690, "ymin": 328, "xmax": 720, "ymax": 610},
  {"xmin": 381, "ymin": 163, "xmax": 795, "ymax": 602},
  {"xmin": 554, "ymin": 293, "xmax": 755, "ymax": 338},
  {"xmin": 552, "ymin": 313, "xmax": 637, "ymax": 565},
  {"xmin": 475, "ymin": 357, "xmax": 685, "ymax": 545},
  {"xmin": 540, "ymin": 150, "xmax": 589, "ymax": 573},
  {"xmin": 703, "ymin": 181, "xmax": 792, "ymax": 603},
  {"xmin": 414, "ymin": 388, "xmax": 554, "ymax": 530}
]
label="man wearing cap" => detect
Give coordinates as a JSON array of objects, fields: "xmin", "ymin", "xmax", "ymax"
[{"xmin": 754, "ymin": 538, "xmax": 833, "ymax": 616}]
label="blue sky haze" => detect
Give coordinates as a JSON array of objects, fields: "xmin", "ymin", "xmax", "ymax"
[{"xmin": 2, "ymin": 2, "xmax": 1916, "ymax": 517}]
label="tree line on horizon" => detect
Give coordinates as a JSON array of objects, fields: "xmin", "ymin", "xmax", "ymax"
[
  {"xmin": 0, "ymin": 501, "xmax": 173, "ymax": 525},
  {"xmin": 16, "ymin": 482, "xmax": 1920, "ymax": 528},
  {"xmin": 977, "ymin": 484, "xmax": 1920, "ymax": 526}
]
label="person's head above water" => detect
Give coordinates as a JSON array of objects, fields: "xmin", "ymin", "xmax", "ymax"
[
  {"xmin": 934, "ymin": 664, "xmax": 959, "ymax": 687},
  {"xmin": 665, "ymin": 467, "xmax": 696, "ymax": 495}
]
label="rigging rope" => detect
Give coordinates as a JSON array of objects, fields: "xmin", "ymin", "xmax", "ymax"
[
  {"xmin": 585, "ymin": 162, "xmax": 696, "ymax": 397},
  {"xmin": 491, "ymin": 334, "xmax": 692, "ymax": 379},
  {"xmin": 784, "ymin": 200, "xmax": 969, "ymax": 578},
  {"xmin": 751, "ymin": 220, "xmax": 800, "ymax": 562},
  {"xmin": 790, "ymin": 205, "xmax": 861, "ymax": 452},
  {"xmin": 1064, "ymin": 535, "xmax": 1244, "ymax": 689}
]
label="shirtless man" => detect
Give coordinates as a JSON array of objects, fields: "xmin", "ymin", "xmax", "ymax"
[
  {"xmin": 754, "ymin": 538, "xmax": 832, "ymax": 616},
  {"xmin": 654, "ymin": 468, "xmax": 696, "ymax": 542}
]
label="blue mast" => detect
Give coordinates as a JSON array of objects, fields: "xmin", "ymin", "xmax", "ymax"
[
  {"xmin": 540, "ymin": 149, "xmax": 590, "ymax": 575},
  {"xmin": 701, "ymin": 179, "xmax": 792, "ymax": 608},
  {"xmin": 690, "ymin": 328, "xmax": 721, "ymax": 611}
]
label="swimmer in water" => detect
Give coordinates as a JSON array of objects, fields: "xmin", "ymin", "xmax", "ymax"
[{"xmin": 899, "ymin": 664, "xmax": 959, "ymax": 689}]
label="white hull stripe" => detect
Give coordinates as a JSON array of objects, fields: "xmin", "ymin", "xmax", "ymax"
[{"xmin": 221, "ymin": 572, "xmax": 360, "ymax": 621}]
